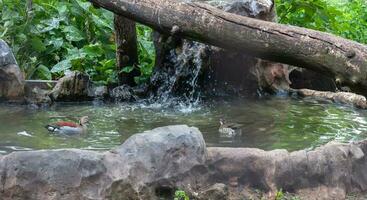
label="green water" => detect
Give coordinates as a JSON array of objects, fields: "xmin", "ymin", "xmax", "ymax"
[{"xmin": 0, "ymin": 97, "xmax": 367, "ymax": 154}]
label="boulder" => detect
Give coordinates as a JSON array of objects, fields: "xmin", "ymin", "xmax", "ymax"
[
  {"xmin": 24, "ymin": 86, "xmax": 52, "ymax": 107},
  {"xmin": 206, "ymin": 141, "xmax": 367, "ymax": 200},
  {"xmin": 89, "ymin": 85, "xmax": 108, "ymax": 99},
  {"xmin": 0, "ymin": 150, "xmax": 106, "ymax": 200},
  {"xmin": 0, "ymin": 40, "xmax": 24, "ymax": 101},
  {"xmin": 49, "ymin": 71, "xmax": 92, "ymax": 101}
]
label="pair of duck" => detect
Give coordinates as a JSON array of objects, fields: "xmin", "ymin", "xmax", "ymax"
[{"xmin": 45, "ymin": 116, "xmax": 241, "ymax": 137}]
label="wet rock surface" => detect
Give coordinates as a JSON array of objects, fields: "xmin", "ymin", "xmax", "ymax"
[
  {"xmin": 0, "ymin": 40, "xmax": 24, "ymax": 101},
  {"xmin": 24, "ymin": 86, "xmax": 52, "ymax": 107},
  {"xmin": 49, "ymin": 71, "xmax": 92, "ymax": 101},
  {"xmin": 109, "ymin": 84, "xmax": 136, "ymax": 101},
  {"xmin": 1, "ymin": 125, "xmax": 367, "ymax": 199}
]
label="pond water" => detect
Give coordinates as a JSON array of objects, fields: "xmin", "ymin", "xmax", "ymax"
[{"xmin": 1, "ymin": 97, "xmax": 367, "ymax": 154}]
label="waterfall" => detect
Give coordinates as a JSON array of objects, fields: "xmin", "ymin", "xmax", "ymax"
[{"xmin": 148, "ymin": 40, "xmax": 208, "ymax": 111}]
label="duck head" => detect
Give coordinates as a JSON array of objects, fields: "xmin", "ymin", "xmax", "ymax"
[
  {"xmin": 79, "ymin": 116, "xmax": 89, "ymax": 126},
  {"xmin": 219, "ymin": 118, "xmax": 225, "ymax": 126}
]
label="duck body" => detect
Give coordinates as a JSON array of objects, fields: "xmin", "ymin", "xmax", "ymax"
[
  {"xmin": 219, "ymin": 119, "xmax": 242, "ymax": 138},
  {"xmin": 45, "ymin": 116, "xmax": 88, "ymax": 135}
]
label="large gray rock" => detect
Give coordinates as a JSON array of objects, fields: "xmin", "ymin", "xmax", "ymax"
[
  {"xmin": 206, "ymin": 141, "xmax": 367, "ymax": 200},
  {"xmin": 2, "ymin": 125, "xmax": 367, "ymax": 199},
  {"xmin": 0, "ymin": 150, "xmax": 106, "ymax": 200},
  {"xmin": 0, "ymin": 40, "xmax": 24, "ymax": 101},
  {"xmin": 0, "ymin": 40, "xmax": 17, "ymax": 66}
]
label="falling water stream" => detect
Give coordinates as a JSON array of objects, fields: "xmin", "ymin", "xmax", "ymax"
[{"xmin": 149, "ymin": 41, "xmax": 205, "ymax": 110}]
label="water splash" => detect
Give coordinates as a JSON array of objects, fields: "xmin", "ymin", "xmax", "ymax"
[{"xmin": 149, "ymin": 41, "xmax": 207, "ymax": 112}]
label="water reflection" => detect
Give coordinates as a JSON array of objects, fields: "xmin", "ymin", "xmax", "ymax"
[{"xmin": 0, "ymin": 97, "xmax": 366, "ymax": 154}]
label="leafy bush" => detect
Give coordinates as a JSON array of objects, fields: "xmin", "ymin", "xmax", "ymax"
[
  {"xmin": 174, "ymin": 190, "xmax": 189, "ymax": 200},
  {"xmin": 0, "ymin": 0, "xmax": 154, "ymax": 85},
  {"xmin": 276, "ymin": 0, "xmax": 367, "ymax": 44}
]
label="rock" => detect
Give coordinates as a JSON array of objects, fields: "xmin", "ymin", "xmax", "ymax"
[
  {"xmin": 110, "ymin": 84, "xmax": 136, "ymax": 101},
  {"xmin": 107, "ymin": 125, "xmax": 207, "ymax": 199},
  {"xmin": 0, "ymin": 40, "xmax": 17, "ymax": 66},
  {"xmin": 206, "ymin": 142, "xmax": 367, "ymax": 200},
  {"xmin": 0, "ymin": 40, "xmax": 24, "ymax": 101},
  {"xmin": 197, "ymin": 183, "xmax": 229, "ymax": 200},
  {"xmin": 24, "ymin": 86, "xmax": 52, "ymax": 107},
  {"xmin": 89, "ymin": 85, "xmax": 108, "ymax": 98},
  {"xmin": 254, "ymin": 60, "xmax": 291, "ymax": 93},
  {"xmin": 0, "ymin": 150, "xmax": 106, "ymax": 200},
  {"xmin": 24, "ymin": 80, "xmax": 57, "ymax": 90},
  {"xmin": 49, "ymin": 71, "xmax": 92, "ymax": 101}
]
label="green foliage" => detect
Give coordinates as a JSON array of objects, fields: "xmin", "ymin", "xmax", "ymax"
[
  {"xmin": 276, "ymin": 0, "xmax": 367, "ymax": 44},
  {"xmin": 135, "ymin": 24, "xmax": 155, "ymax": 85},
  {"xmin": 0, "ymin": 0, "xmax": 155, "ymax": 85},
  {"xmin": 275, "ymin": 189, "xmax": 285, "ymax": 200},
  {"xmin": 174, "ymin": 190, "xmax": 189, "ymax": 200},
  {"xmin": 274, "ymin": 189, "xmax": 301, "ymax": 200}
]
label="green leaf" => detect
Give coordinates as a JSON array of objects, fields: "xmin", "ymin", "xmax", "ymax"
[
  {"xmin": 91, "ymin": 14, "xmax": 113, "ymax": 30},
  {"xmin": 121, "ymin": 66, "xmax": 135, "ymax": 73},
  {"xmin": 66, "ymin": 48, "xmax": 86, "ymax": 60},
  {"xmin": 51, "ymin": 59, "xmax": 71, "ymax": 73},
  {"xmin": 99, "ymin": 59, "xmax": 115, "ymax": 69},
  {"xmin": 74, "ymin": 0, "xmax": 91, "ymax": 11},
  {"xmin": 81, "ymin": 43, "xmax": 104, "ymax": 58},
  {"xmin": 35, "ymin": 65, "xmax": 52, "ymax": 80},
  {"xmin": 63, "ymin": 26, "xmax": 84, "ymax": 42},
  {"xmin": 38, "ymin": 18, "xmax": 61, "ymax": 33},
  {"xmin": 47, "ymin": 38, "xmax": 64, "ymax": 49},
  {"xmin": 30, "ymin": 37, "xmax": 46, "ymax": 52}
]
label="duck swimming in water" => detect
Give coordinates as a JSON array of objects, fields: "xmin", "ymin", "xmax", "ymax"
[
  {"xmin": 45, "ymin": 116, "xmax": 89, "ymax": 135},
  {"xmin": 218, "ymin": 118, "xmax": 242, "ymax": 138}
]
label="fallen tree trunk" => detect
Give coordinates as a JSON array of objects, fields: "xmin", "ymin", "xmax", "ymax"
[
  {"xmin": 292, "ymin": 88, "xmax": 367, "ymax": 109},
  {"xmin": 89, "ymin": 0, "xmax": 367, "ymax": 93}
]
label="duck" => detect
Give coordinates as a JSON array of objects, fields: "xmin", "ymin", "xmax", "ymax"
[
  {"xmin": 45, "ymin": 116, "xmax": 89, "ymax": 135},
  {"xmin": 218, "ymin": 118, "xmax": 242, "ymax": 138}
]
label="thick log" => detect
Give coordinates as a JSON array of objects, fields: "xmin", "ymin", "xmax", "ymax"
[
  {"xmin": 293, "ymin": 88, "xmax": 367, "ymax": 109},
  {"xmin": 89, "ymin": 0, "xmax": 367, "ymax": 93},
  {"xmin": 114, "ymin": 15, "xmax": 139, "ymax": 85}
]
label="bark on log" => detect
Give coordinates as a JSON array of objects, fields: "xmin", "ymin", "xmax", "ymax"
[
  {"xmin": 114, "ymin": 14, "xmax": 139, "ymax": 85},
  {"xmin": 90, "ymin": 0, "xmax": 367, "ymax": 93}
]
